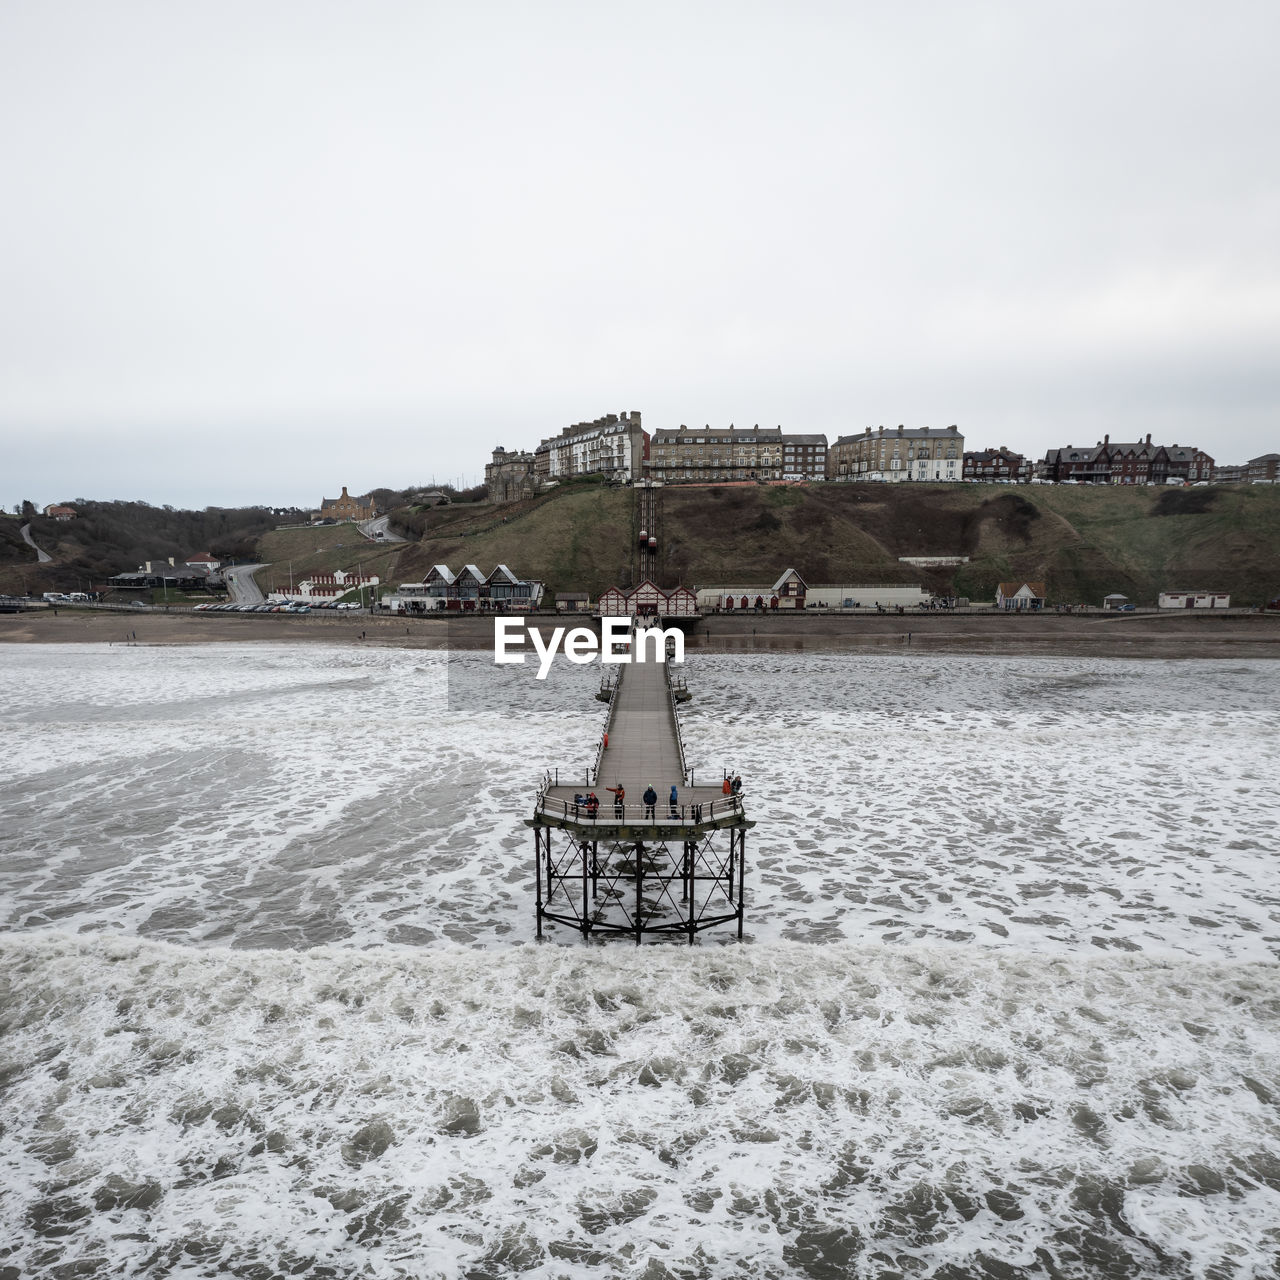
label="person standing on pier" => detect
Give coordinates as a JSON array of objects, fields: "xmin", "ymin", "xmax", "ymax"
[
  {"xmin": 643, "ymin": 785, "xmax": 658, "ymax": 821},
  {"xmin": 731, "ymin": 774, "xmax": 742, "ymax": 796},
  {"xmin": 606, "ymin": 783, "xmax": 625, "ymax": 818},
  {"xmin": 669, "ymin": 784, "xmax": 679, "ymax": 818},
  {"xmin": 721, "ymin": 775, "xmax": 732, "ymax": 796}
]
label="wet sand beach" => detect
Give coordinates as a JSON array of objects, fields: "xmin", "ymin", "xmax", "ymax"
[{"xmin": 3, "ymin": 606, "xmax": 1279, "ymax": 659}]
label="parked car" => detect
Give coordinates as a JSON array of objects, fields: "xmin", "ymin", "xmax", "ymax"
[{"xmin": 1116, "ymin": 603, "xmax": 1136, "ymax": 612}]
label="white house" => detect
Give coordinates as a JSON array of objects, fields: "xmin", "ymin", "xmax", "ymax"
[{"xmin": 1158, "ymin": 591, "xmax": 1230, "ymax": 609}]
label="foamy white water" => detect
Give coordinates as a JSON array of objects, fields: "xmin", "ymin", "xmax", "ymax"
[{"xmin": 2, "ymin": 644, "xmax": 1278, "ymax": 1277}]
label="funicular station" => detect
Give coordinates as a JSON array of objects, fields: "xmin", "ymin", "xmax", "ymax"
[{"xmin": 529, "ymin": 622, "xmax": 753, "ymax": 944}]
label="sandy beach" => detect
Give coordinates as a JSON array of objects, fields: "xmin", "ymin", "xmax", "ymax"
[{"xmin": 3, "ymin": 606, "xmax": 1279, "ymax": 659}]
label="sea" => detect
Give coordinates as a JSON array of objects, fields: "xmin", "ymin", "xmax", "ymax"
[{"xmin": 1, "ymin": 643, "xmax": 1278, "ymax": 1279}]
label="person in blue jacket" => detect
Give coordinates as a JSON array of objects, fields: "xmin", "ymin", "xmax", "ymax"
[{"xmin": 669, "ymin": 784, "xmax": 679, "ymax": 818}]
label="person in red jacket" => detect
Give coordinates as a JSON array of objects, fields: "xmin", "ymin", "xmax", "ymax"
[{"xmin": 606, "ymin": 783, "xmax": 625, "ymax": 818}]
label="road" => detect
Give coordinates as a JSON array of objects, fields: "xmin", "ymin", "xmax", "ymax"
[
  {"xmin": 20, "ymin": 524, "xmax": 52, "ymax": 564},
  {"xmin": 358, "ymin": 514, "xmax": 407, "ymax": 542},
  {"xmin": 222, "ymin": 564, "xmax": 267, "ymax": 604}
]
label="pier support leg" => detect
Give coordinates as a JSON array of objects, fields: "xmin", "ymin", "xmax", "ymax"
[
  {"xmin": 581, "ymin": 836, "xmax": 590, "ymax": 939},
  {"xmin": 635, "ymin": 841, "xmax": 644, "ymax": 946},
  {"xmin": 534, "ymin": 827, "xmax": 543, "ymax": 939},
  {"xmin": 736, "ymin": 829, "xmax": 745, "ymax": 941}
]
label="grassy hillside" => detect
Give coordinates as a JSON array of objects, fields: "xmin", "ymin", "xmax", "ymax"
[
  {"xmin": 253, "ymin": 524, "xmax": 403, "ymax": 595},
  {"xmin": 392, "ymin": 487, "xmax": 633, "ymax": 596},
  {"xmin": 9, "ymin": 483, "xmax": 1277, "ymax": 607},
  {"xmin": 608, "ymin": 481, "xmax": 1280, "ymax": 605},
  {"xmin": 338, "ymin": 481, "xmax": 1280, "ymax": 605}
]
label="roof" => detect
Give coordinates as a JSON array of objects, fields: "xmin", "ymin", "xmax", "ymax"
[
  {"xmin": 457, "ymin": 564, "xmax": 484, "ymax": 583},
  {"xmin": 487, "ymin": 565, "xmax": 519, "ymax": 584},
  {"xmin": 186, "ymin": 552, "xmax": 218, "ymax": 563},
  {"xmin": 997, "ymin": 581, "xmax": 1046, "ymax": 597},
  {"xmin": 834, "ymin": 426, "xmax": 962, "ymax": 446},
  {"xmin": 424, "ymin": 565, "xmax": 455, "ymax": 584},
  {"xmin": 781, "ymin": 434, "xmax": 827, "ymax": 445},
  {"xmin": 771, "ymin": 568, "xmax": 808, "ymax": 592},
  {"xmin": 650, "ymin": 426, "xmax": 785, "ymax": 444},
  {"xmin": 557, "ymin": 592, "xmax": 590, "ymax": 601}
]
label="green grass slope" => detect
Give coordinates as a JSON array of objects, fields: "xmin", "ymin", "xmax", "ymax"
[
  {"xmin": 244, "ymin": 481, "xmax": 1280, "ymax": 607},
  {"xmin": 393, "ymin": 488, "xmax": 633, "ymax": 596},
  {"xmin": 253, "ymin": 523, "xmax": 403, "ymax": 594},
  {"xmin": 661, "ymin": 482, "xmax": 1280, "ymax": 605}
]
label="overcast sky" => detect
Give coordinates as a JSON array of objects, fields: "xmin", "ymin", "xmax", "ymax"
[{"xmin": 3, "ymin": 1, "xmax": 1278, "ymax": 509}]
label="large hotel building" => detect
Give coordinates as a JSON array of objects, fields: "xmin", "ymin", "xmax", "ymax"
[
  {"xmin": 646, "ymin": 426, "xmax": 827, "ymax": 483},
  {"xmin": 827, "ymin": 425, "xmax": 964, "ymax": 482}
]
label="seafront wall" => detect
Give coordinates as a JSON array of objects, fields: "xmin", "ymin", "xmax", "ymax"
[{"xmin": 4, "ymin": 607, "xmax": 1279, "ymax": 659}]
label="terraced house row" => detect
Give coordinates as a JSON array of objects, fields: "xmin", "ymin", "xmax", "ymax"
[{"xmin": 483, "ymin": 409, "xmax": 1269, "ymax": 502}]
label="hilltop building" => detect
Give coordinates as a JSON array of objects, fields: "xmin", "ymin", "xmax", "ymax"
[
  {"xmin": 486, "ymin": 411, "xmax": 649, "ymax": 504},
  {"xmin": 485, "ymin": 448, "xmax": 538, "ymax": 504},
  {"xmin": 827, "ymin": 426, "xmax": 964, "ymax": 482},
  {"xmin": 1214, "ymin": 453, "xmax": 1279, "ymax": 484},
  {"xmin": 645, "ymin": 426, "xmax": 826, "ymax": 483},
  {"xmin": 43, "ymin": 504, "xmax": 77, "ymax": 521},
  {"xmin": 1038, "ymin": 436, "xmax": 1213, "ymax": 485},
  {"xmin": 317, "ymin": 486, "xmax": 377, "ymax": 522},
  {"xmin": 533, "ymin": 411, "xmax": 648, "ymax": 484},
  {"xmin": 962, "ymin": 447, "xmax": 1031, "ymax": 483}
]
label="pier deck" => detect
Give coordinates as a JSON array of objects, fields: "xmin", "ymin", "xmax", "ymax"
[
  {"xmin": 531, "ymin": 652, "xmax": 752, "ymax": 942},
  {"xmin": 541, "ymin": 653, "xmax": 734, "ymax": 826}
]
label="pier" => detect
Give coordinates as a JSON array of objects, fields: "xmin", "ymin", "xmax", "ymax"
[{"xmin": 529, "ymin": 640, "xmax": 753, "ymax": 943}]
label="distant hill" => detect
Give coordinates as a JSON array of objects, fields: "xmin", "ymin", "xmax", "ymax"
[{"xmin": 0, "ymin": 501, "xmax": 281, "ymax": 595}]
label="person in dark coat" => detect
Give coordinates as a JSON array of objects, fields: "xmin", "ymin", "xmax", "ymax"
[
  {"xmin": 669, "ymin": 784, "xmax": 679, "ymax": 818},
  {"xmin": 586, "ymin": 792, "xmax": 599, "ymax": 819},
  {"xmin": 642, "ymin": 785, "xmax": 658, "ymax": 821},
  {"xmin": 731, "ymin": 774, "xmax": 742, "ymax": 796}
]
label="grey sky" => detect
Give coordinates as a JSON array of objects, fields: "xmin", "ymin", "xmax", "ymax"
[{"xmin": 4, "ymin": 0, "xmax": 1278, "ymax": 509}]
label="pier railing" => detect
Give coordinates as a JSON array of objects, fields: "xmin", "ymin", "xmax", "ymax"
[
  {"xmin": 535, "ymin": 793, "xmax": 745, "ymax": 828},
  {"xmin": 665, "ymin": 661, "xmax": 690, "ymax": 785}
]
